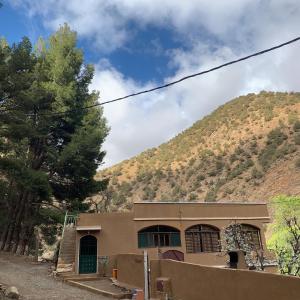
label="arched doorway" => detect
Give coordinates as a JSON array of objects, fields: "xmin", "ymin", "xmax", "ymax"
[{"xmin": 79, "ymin": 235, "xmax": 97, "ymax": 274}]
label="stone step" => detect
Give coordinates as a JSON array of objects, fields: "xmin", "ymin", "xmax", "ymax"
[{"xmin": 57, "ymin": 226, "xmax": 77, "ymax": 273}]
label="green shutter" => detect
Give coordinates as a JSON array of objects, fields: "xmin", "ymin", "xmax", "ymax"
[
  {"xmin": 170, "ymin": 232, "xmax": 181, "ymax": 247},
  {"xmin": 138, "ymin": 232, "xmax": 148, "ymax": 248}
]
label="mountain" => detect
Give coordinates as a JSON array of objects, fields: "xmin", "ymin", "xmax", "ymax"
[{"xmin": 95, "ymin": 91, "xmax": 300, "ymax": 210}]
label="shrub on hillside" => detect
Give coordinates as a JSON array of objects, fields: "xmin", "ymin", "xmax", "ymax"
[
  {"xmin": 258, "ymin": 128, "xmax": 288, "ymax": 170},
  {"xmin": 205, "ymin": 187, "xmax": 217, "ymax": 202},
  {"xmin": 143, "ymin": 186, "xmax": 156, "ymax": 200},
  {"xmin": 188, "ymin": 192, "xmax": 198, "ymax": 201},
  {"xmin": 293, "ymin": 120, "xmax": 300, "ymax": 131},
  {"xmin": 294, "ymin": 133, "xmax": 300, "ymax": 145},
  {"xmin": 266, "ymin": 128, "xmax": 288, "ymax": 146},
  {"xmin": 251, "ymin": 167, "xmax": 263, "ymax": 179},
  {"xmin": 228, "ymin": 159, "xmax": 254, "ymax": 180}
]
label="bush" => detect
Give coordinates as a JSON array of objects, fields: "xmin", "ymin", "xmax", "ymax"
[
  {"xmin": 295, "ymin": 158, "xmax": 300, "ymax": 169},
  {"xmin": 294, "ymin": 133, "xmax": 300, "ymax": 145},
  {"xmin": 205, "ymin": 188, "xmax": 217, "ymax": 202},
  {"xmin": 196, "ymin": 174, "xmax": 205, "ymax": 182},
  {"xmin": 188, "ymin": 192, "xmax": 198, "ymax": 201},
  {"xmin": 186, "ymin": 169, "xmax": 195, "ymax": 180},
  {"xmin": 228, "ymin": 159, "xmax": 254, "ymax": 180},
  {"xmin": 258, "ymin": 128, "xmax": 288, "ymax": 170},
  {"xmin": 204, "ymin": 187, "xmax": 218, "ymax": 202},
  {"xmin": 143, "ymin": 186, "xmax": 156, "ymax": 199},
  {"xmin": 266, "ymin": 128, "xmax": 287, "ymax": 146},
  {"xmin": 40, "ymin": 225, "xmax": 59, "ymax": 246},
  {"xmin": 251, "ymin": 167, "xmax": 263, "ymax": 179},
  {"xmin": 223, "ymin": 187, "xmax": 234, "ymax": 195},
  {"xmin": 293, "ymin": 120, "xmax": 300, "ymax": 131}
]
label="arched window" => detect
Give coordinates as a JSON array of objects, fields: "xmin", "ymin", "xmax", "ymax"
[
  {"xmin": 185, "ymin": 225, "xmax": 220, "ymax": 253},
  {"xmin": 138, "ymin": 225, "xmax": 181, "ymax": 248},
  {"xmin": 241, "ymin": 224, "xmax": 262, "ymax": 249}
]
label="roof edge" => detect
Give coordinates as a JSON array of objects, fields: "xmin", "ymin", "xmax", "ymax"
[{"xmin": 134, "ymin": 201, "xmax": 268, "ymax": 205}]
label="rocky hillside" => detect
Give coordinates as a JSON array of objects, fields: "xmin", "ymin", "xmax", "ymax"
[{"xmin": 95, "ymin": 91, "xmax": 300, "ymax": 210}]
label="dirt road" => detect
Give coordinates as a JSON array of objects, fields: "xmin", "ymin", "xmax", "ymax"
[{"xmin": 0, "ymin": 252, "xmax": 111, "ymax": 300}]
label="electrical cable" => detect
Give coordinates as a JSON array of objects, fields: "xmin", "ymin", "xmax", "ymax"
[{"xmin": 1, "ymin": 36, "xmax": 300, "ymax": 117}]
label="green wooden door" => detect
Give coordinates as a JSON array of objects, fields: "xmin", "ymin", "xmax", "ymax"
[{"xmin": 79, "ymin": 235, "xmax": 97, "ymax": 274}]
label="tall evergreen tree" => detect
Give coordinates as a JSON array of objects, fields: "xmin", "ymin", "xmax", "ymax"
[{"xmin": 0, "ymin": 25, "xmax": 109, "ymax": 254}]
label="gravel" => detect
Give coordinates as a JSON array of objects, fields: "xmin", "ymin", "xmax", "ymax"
[{"xmin": 0, "ymin": 252, "xmax": 111, "ymax": 300}]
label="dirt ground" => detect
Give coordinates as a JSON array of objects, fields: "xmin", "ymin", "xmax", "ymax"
[{"xmin": 0, "ymin": 252, "xmax": 111, "ymax": 300}]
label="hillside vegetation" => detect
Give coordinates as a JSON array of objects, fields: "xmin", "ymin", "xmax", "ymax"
[{"xmin": 95, "ymin": 92, "xmax": 300, "ymax": 210}]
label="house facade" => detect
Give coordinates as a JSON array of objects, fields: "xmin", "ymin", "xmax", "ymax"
[{"xmin": 63, "ymin": 202, "xmax": 271, "ymax": 274}]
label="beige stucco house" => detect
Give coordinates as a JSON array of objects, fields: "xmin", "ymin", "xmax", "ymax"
[{"xmin": 58, "ymin": 201, "xmax": 271, "ymax": 274}]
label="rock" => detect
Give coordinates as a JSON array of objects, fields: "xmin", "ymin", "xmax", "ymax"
[
  {"xmin": 41, "ymin": 250, "xmax": 54, "ymax": 261},
  {"xmin": 56, "ymin": 263, "xmax": 74, "ymax": 273},
  {"xmin": 5, "ymin": 286, "xmax": 19, "ymax": 299}
]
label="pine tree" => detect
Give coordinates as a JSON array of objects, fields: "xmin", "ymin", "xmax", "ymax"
[{"xmin": 0, "ymin": 25, "xmax": 109, "ymax": 254}]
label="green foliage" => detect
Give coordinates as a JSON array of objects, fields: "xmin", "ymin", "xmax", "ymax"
[
  {"xmin": 208, "ymin": 158, "xmax": 224, "ymax": 177},
  {"xmin": 288, "ymin": 113, "xmax": 299, "ymax": 125},
  {"xmin": 251, "ymin": 167, "xmax": 263, "ymax": 179},
  {"xmin": 172, "ymin": 184, "xmax": 187, "ymax": 199},
  {"xmin": 258, "ymin": 128, "xmax": 287, "ymax": 171},
  {"xmin": 143, "ymin": 186, "xmax": 156, "ymax": 200},
  {"xmin": 295, "ymin": 158, "xmax": 300, "ymax": 169},
  {"xmin": 266, "ymin": 128, "xmax": 288, "ymax": 146},
  {"xmin": 294, "ymin": 133, "xmax": 300, "ymax": 145},
  {"xmin": 0, "ymin": 25, "xmax": 108, "ymax": 252},
  {"xmin": 228, "ymin": 159, "xmax": 254, "ymax": 180},
  {"xmin": 267, "ymin": 195, "xmax": 300, "ymax": 276},
  {"xmin": 292, "ymin": 120, "xmax": 300, "ymax": 130},
  {"xmin": 119, "ymin": 181, "xmax": 133, "ymax": 197},
  {"xmin": 188, "ymin": 192, "xmax": 198, "ymax": 201},
  {"xmin": 205, "ymin": 185, "xmax": 219, "ymax": 202}
]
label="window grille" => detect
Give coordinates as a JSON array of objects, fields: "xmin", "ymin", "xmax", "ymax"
[
  {"xmin": 138, "ymin": 225, "xmax": 181, "ymax": 248},
  {"xmin": 185, "ymin": 225, "xmax": 220, "ymax": 253}
]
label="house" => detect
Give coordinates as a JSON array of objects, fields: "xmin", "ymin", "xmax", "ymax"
[{"xmin": 58, "ymin": 201, "xmax": 271, "ymax": 274}]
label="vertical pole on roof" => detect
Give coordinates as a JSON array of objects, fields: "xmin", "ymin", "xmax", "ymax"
[{"xmin": 143, "ymin": 250, "xmax": 149, "ymax": 300}]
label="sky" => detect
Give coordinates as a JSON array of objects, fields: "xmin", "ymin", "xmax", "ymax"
[{"xmin": 1, "ymin": 0, "xmax": 300, "ymax": 167}]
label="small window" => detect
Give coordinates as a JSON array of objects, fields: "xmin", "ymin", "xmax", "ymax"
[
  {"xmin": 241, "ymin": 224, "xmax": 262, "ymax": 249},
  {"xmin": 138, "ymin": 225, "xmax": 181, "ymax": 248},
  {"xmin": 185, "ymin": 225, "xmax": 220, "ymax": 253}
]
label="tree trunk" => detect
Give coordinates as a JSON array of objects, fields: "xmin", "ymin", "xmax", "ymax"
[
  {"xmin": 11, "ymin": 192, "xmax": 31, "ymax": 253},
  {"xmin": 0, "ymin": 223, "xmax": 10, "ymax": 250},
  {"xmin": 16, "ymin": 195, "xmax": 34, "ymax": 255},
  {"xmin": 0, "ymin": 181, "xmax": 16, "ymax": 250},
  {"xmin": 3, "ymin": 191, "xmax": 27, "ymax": 251}
]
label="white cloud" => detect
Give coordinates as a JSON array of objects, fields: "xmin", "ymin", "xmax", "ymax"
[
  {"xmin": 11, "ymin": 0, "xmax": 300, "ymax": 51},
  {"xmin": 10, "ymin": 0, "xmax": 300, "ymax": 166}
]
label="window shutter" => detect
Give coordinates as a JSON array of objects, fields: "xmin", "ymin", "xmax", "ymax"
[
  {"xmin": 138, "ymin": 233, "xmax": 148, "ymax": 248},
  {"xmin": 171, "ymin": 232, "xmax": 181, "ymax": 246}
]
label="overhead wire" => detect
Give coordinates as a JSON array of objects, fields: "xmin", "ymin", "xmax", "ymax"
[{"xmin": 0, "ymin": 36, "xmax": 300, "ymax": 117}]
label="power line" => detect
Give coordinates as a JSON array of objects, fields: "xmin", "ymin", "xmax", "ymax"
[{"xmin": 1, "ymin": 36, "xmax": 300, "ymax": 117}]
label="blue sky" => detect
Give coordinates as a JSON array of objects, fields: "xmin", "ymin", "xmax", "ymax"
[
  {"xmin": 1, "ymin": 1, "xmax": 300, "ymax": 167},
  {"xmin": 0, "ymin": 2, "xmax": 184, "ymax": 83}
]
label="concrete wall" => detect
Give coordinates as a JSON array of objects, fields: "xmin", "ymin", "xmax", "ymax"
[
  {"xmin": 156, "ymin": 260, "xmax": 300, "ymax": 300},
  {"xmin": 75, "ymin": 212, "xmax": 136, "ymax": 273},
  {"xmin": 115, "ymin": 254, "xmax": 144, "ymax": 288}
]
